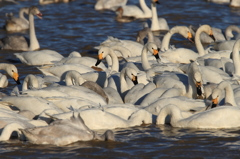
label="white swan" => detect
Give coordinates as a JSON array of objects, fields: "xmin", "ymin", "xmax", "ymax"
[
  {"xmin": 0, "ymin": 63, "xmax": 20, "ymax": 85},
  {"xmin": 156, "ymin": 104, "xmax": 240, "ymax": 129},
  {"xmin": 0, "ymin": 6, "xmax": 42, "ymax": 51},
  {"xmin": 50, "ymin": 108, "xmax": 153, "ymax": 130},
  {"xmin": 150, "ymin": 0, "xmax": 169, "ymax": 31},
  {"xmin": 4, "ymin": 7, "xmax": 29, "ymax": 32},
  {"xmin": 159, "ymin": 26, "xmax": 198, "ymax": 63},
  {"xmin": 119, "ymin": 0, "xmax": 152, "ymax": 18},
  {"xmin": 94, "ymin": 0, "xmax": 127, "ymax": 10},
  {"xmin": 20, "ymin": 113, "xmax": 115, "ymax": 146},
  {"xmin": 14, "ymin": 50, "xmax": 64, "ymax": 65},
  {"xmin": 225, "ymin": 25, "xmax": 240, "ymax": 40}
]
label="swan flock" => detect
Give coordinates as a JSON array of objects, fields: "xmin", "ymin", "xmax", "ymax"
[{"xmin": 0, "ymin": 0, "xmax": 240, "ymax": 147}]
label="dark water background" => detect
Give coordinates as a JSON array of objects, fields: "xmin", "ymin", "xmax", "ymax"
[{"xmin": 0, "ymin": 0, "xmax": 240, "ymax": 158}]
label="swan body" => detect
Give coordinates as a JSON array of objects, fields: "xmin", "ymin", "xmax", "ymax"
[
  {"xmin": 4, "ymin": 7, "xmax": 29, "ymax": 32},
  {"xmin": 20, "ymin": 113, "xmax": 115, "ymax": 146},
  {"xmin": 14, "ymin": 50, "xmax": 64, "ymax": 65},
  {"xmin": 0, "ymin": 6, "xmax": 42, "ymax": 51},
  {"xmin": 95, "ymin": 0, "xmax": 127, "ymax": 10},
  {"xmin": 120, "ymin": 0, "xmax": 152, "ymax": 18},
  {"xmin": 157, "ymin": 104, "xmax": 240, "ymax": 129},
  {"xmin": 50, "ymin": 108, "xmax": 152, "ymax": 130}
]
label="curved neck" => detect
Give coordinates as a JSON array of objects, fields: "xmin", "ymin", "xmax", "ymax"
[
  {"xmin": 120, "ymin": 68, "xmax": 129, "ymax": 98},
  {"xmin": 218, "ymin": 81, "xmax": 237, "ymax": 106},
  {"xmin": 29, "ymin": 13, "xmax": 40, "ymax": 51},
  {"xmin": 195, "ymin": 27, "xmax": 206, "ymax": 56},
  {"xmin": 139, "ymin": 0, "xmax": 151, "ymax": 15},
  {"xmin": 151, "ymin": 2, "xmax": 159, "ymax": 31},
  {"xmin": 108, "ymin": 48, "xmax": 119, "ymax": 73},
  {"xmin": 65, "ymin": 71, "xmax": 85, "ymax": 86},
  {"xmin": 0, "ymin": 123, "xmax": 25, "ymax": 141},
  {"xmin": 19, "ymin": 8, "xmax": 29, "ymax": 23},
  {"xmin": 0, "ymin": 63, "xmax": 8, "ymax": 71},
  {"xmin": 161, "ymin": 32, "xmax": 172, "ymax": 51},
  {"xmin": 233, "ymin": 40, "xmax": 240, "ymax": 76},
  {"xmin": 110, "ymin": 45, "xmax": 131, "ymax": 58},
  {"xmin": 128, "ymin": 110, "xmax": 150, "ymax": 126},
  {"xmin": 147, "ymin": 30, "xmax": 155, "ymax": 43},
  {"xmin": 141, "ymin": 45, "xmax": 151, "ymax": 70},
  {"xmin": 225, "ymin": 25, "xmax": 240, "ymax": 41},
  {"xmin": 22, "ymin": 74, "xmax": 40, "ymax": 91},
  {"xmin": 156, "ymin": 104, "xmax": 183, "ymax": 126}
]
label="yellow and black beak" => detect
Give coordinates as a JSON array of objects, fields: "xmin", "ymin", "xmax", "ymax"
[
  {"xmin": 153, "ymin": 48, "xmax": 160, "ymax": 59},
  {"xmin": 132, "ymin": 75, "xmax": 138, "ymax": 85},
  {"xmin": 209, "ymin": 30, "xmax": 215, "ymax": 42},
  {"xmin": 95, "ymin": 53, "xmax": 103, "ymax": 66},
  {"xmin": 195, "ymin": 82, "xmax": 202, "ymax": 96},
  {"xmin": 12, "ymin": 71, "xmax": 20, "ymax": 84},
  {"xmin": 211, "ymin": 97, "xmax": 218, "ymax": 108},
  {"xmin": 187, "ymin": 32, "xmax": 194, "ymax": 43}
]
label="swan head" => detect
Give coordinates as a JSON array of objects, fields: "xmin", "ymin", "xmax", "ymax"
[
  {"xmin": 146, "ymin": 42, "xmax": 160, "ymax": 59},
  {"xmin": 29, "ymin": 6, "xmax": 43, "ymax": 19},
  {"xmin": 193, "ymin": 71, "xmax": 204, "ymax": 98},
  {"xmin": 151, "ymin": 0, "xmax": 159, "ymax": 4},
  {"xmin": 6, "ymin": 64, "xmax": 20, "ymax": 84},
  {"xmin": 211, "ymin": 88, "xmax": 221, "ymax": 108},
  {"xmin": 198, "ymin": 25, "xmax": 216, "ymax": 42},
  {"xmin": 95, "ymin": 47, "xmax": 110, "ymax": 66},
  {"xmin": 126, "ymin": 68, "xmax": 138, "ymax": 85}
]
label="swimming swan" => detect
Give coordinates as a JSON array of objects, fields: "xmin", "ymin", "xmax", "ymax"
[
  {"xmin": 156, "ymin": 104, "xmax": 240, "ymax": 129},
  {"xmin": 0, "ymin": 6, "xmax": 42, "ymax": 51},
  {"xmin": 20, "ymin": 113, "xmax": 115, "ymax": 146}
]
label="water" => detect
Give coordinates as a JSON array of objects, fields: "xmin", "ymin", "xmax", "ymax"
[{"xmin": 0, "ymin": 0, "xmax": 240, "ymax": 158}]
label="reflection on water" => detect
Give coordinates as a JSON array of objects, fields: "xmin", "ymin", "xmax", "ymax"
[{"xmin": 0, "ymin": 0, "xmax": 240, "ymax": 158}]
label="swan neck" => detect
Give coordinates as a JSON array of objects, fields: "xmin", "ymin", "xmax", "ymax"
[
  {"xmin": 141, "ymin": 46, "xmax": 151, "ymax": 70},
  {"xmin": 161, "ymin": 32, "xmax": 172, "ymax": 51},
  {"xmin": 139, "ymin": 0, "xmax": 151, "ymax": 14},
  {"xmin": 218, "ymin": 81, "xmax": 237, "ymax": 106},
  {"xmin": 65, "ymin": 71, "xmax": 84, "ymax": 86},
  {"xmin": 22, "ymin": 75, "xmax": 40, "ymax": 91},
  {"xmin": 29, "ymin": 13, "xmax": 40, "ymax": 51},
  {"xmin": 111, "ymin": 45, "xmax": 131, "ymax": 58},
  {"xmin": 156, "ymin": 105, "xmax": 183, "ymax": 126},
  {"xmin": 120, "ymin": 69, "xmax": 129, "ymax": 97},
  {"xmin": 150, "ymin": 3, "xmax": 159, "ymax": 31},
  {"xmin": 0, "ymin": 123, "xmax": 25, "ymax": 141},
  {"xmin": 233, "ymin": 40, "xmax": 240, "ymax": 76},
  {"xmin": 195, "ymin": 27, "xmax": 205, "ymax": 56},
  {"xmin": 108, "ymin": 49, "xmax": 119, "ymax": 72}
]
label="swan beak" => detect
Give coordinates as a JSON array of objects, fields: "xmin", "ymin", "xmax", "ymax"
[
  {"xmin": 195, "ymin": 82, "xmax": 202, "ymax": 96},
  {"xmin": 211, "ymin": 97, "xmax": 218, "ymax": 108},
  {"xmin": 132, "ymin": 75, "xmax": 138, "ymax": 85},
  {"xmin": 12, "ymin": 72, "xmax": 21, "ymax": 84},
  {"xmin": 36, "ymin": 13, "xmax": 43, "ymax": 19},
  {"xmin": 187, "ymin": 32, "xmax": 194, "ymax": 43},
  {"xmin": 153, "ymin": 48, "xmax": 160, "ymax": 59},
  {"xmin": 154, "ymin": 0, "xmax": 160, "ymax": 4},
  {"xmin": 209, "ymin": 30, "xmax": 215, "ymax": 41},
  {"xmin": 95, "ymin": 53, "xmax": 103, "ymax": 66}
]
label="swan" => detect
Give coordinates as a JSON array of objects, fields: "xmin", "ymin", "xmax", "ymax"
[
  {"xmin": 0, "ymin": 6, "xmax": 42, "ymax": 51},
  {"xmin": 0, "ymin": 63, "xmax": 20, "ymax": 85},
  {"xmin": 14, "ymin": 50, "xmax": 64, "ymax": 66},
  {"xmin": 188, "ymin": 25, "xmax": 225, "ymax": 43},
  {"xmin": 94, "ymin": 0, "xmax": 127, "ymax": 10},
  {"xmin": 0, "ymin": 74, "xmax": 8, "ymax": 88},
  {"xmin": 95, "ymin": 36, "xmax": 144, "ymax": 57},
  {"xmin": 225, "ymin": 25, "xmax": 240, "ymax": 40},
  {"xmin": 211, "ymin": 81, "xmax": 238, "ymax": 107},
  {"xmin": 156, "ymin": 104, "xmax": 240, "ymax": 129},
  {"xmin": 159, "ymin": 26, "xmax": 199, "ymax": 63},
  {"xmin": 115, "ymin": 7, "xmax": 136, "ymax": 23},
  {"xmin": 37, "ymin": 64, "xmax": 96, "ymax": 80},
  {"xmin": 119, "ymin": 0, "xmax": 152, "ymax": 18},
  {"xmin": 1, "ymin": 96, "xmax": 63, "ymax": 115},
  {"xmin": 4, "ymin": 7, "xmax": 29, "ymax": 32},
  {"xmin": 150, "ymin": 0, "xmax": 169, "ymax": 31},
  {"xmin": 20, "ymin": 113, "xmax": 115, "ymax": 146},
  {"xmin": 50, "ymin": 108, "xmax": 153, "ymax": 130}
]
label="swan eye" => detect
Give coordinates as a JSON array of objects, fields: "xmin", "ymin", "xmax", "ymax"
[{"xmin": 12, "ymin": 70, "xmax": 14, "ymax": 72}]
